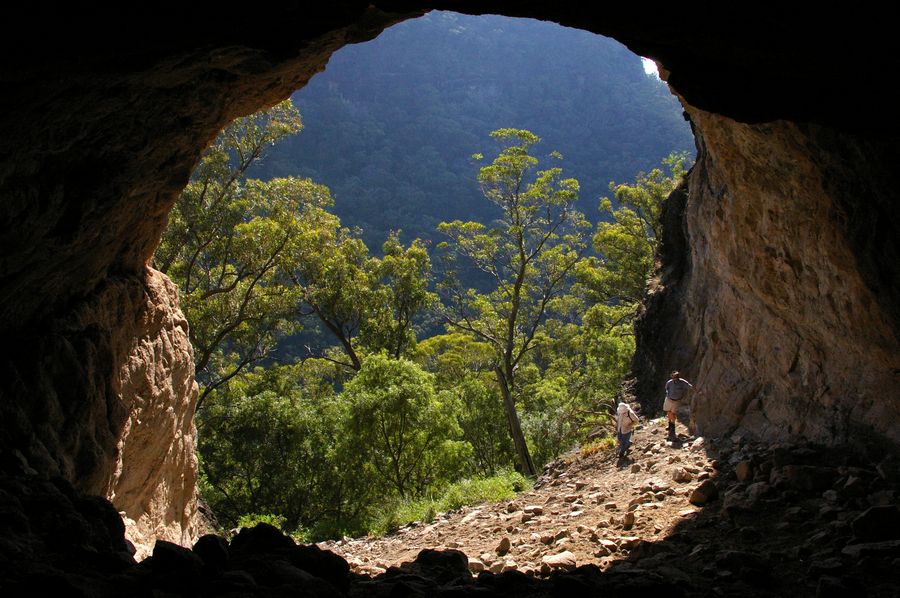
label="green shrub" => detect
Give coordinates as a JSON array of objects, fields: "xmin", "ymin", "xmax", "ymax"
[
  {"xmin": 366, "ymin": 469, "xmax": 531, "ymax": 537},
  {"xmin": 237, "ymin": 513, "xmax": 288, "ymax": 531}
]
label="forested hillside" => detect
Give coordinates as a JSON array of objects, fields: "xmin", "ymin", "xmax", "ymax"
[
  {"xmin": 159, "ymin": 11, "xmax": 696, "ymax": 541},
  {"xmin": 252, "ymin": 11, "xmax": 693, "ymax": 246}
]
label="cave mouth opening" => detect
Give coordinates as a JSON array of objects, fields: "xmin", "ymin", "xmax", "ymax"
[
  {"xmin": 163, "ymin": 9, "xmax": 696, "ymax": 548},
  {"xmin": 4, "ymin": 6, "xmax": 900, "ymax": 596}
]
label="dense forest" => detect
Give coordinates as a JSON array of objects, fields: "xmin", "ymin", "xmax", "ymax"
[
  {"xmin": 252, "ymin": 11, "xmax": 693, "ymax": 247},
  {"xmin": 155, "ymin": 13, "xmax": 694, "ymax": 541}
]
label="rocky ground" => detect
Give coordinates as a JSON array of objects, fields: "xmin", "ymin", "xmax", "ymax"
[
  {"xmin": 2, "ymin": 418, "xmax": 899, "ymax": 596},
  {"xmin": 325, "ymin": 419, "xmax": 716, "ymax": 577},
  {"xmin": 322, "ymin": 418, "xmax": 900, "ymax": 597}
]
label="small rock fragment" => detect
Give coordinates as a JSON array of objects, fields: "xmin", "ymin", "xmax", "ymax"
[
  {"xmin": 541, "ymin": 551, "xmax": 577, "ymax": 571},
  {"xmin": 689, "ymin": 480, "xmax": 719, "ymax": 505}
]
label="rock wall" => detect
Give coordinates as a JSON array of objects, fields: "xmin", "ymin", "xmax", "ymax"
[
  {"xmin": 0, "ymin": 267, "xmax": 198, "ymax": 557},
  {"xmin": 632, "ymin": 108, "xmax": 900, "ymax": 446},
  {"xmin": 1, "ymin": 2, "xmax": 899, "ymax": 561},
  {"xmin": 104, "ymin": 268, "xmax": 200, "ymax": 558}
]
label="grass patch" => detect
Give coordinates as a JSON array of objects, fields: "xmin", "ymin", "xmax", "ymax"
[
  {"xmin": 580, "ymin": 436, "xmax": 616, "ymax": 457},
  {"xmin": 369, "ymin": 470, "xmax": 531, "ymax": 537}
]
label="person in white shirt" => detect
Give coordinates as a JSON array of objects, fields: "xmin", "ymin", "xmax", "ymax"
[{"xmin": 616, "ymin": 400, "xmax": 640, "ymax": 458}]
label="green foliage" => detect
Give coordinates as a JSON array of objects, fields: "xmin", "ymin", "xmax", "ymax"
[
  {"xmin": 289, "ymin": 212, "xmax": 436, "ymax": 370},
  {"xmin": 197, "ymin": 363, "xmax": 372, "ymax": 536},
  {"xmin": 413, "ymin": 333, "xmax": 513, "ymax": 475},
  {"xmin": 577, "ymin": 151, "xmax": 689, "ymax": 306},
  {"xmin": 155, "ymin": 100, "xmax": 315, "ymax": 404},
  {"xmin": 438, "ymin": 128, "xmax": 589, "ymax": 475},
  {"xmin": 520, "ymin": 376, "xmax": 581, "ymax": 467},
  {"xmin": 237, "ymin": 513, "xmax": 288, "ymax": 532},
  {"xmin": 580, "ymin": 436, "xmax": 617, "ymax": 457},
  {"xmin": 340, "ymin": 354, "xmax": 469, "ymax": 498},
  {"xmin": 368, "ymin": 470, "xmax": 530, "ymax": 537},
  {"xmin": 364, "ymin": 234, "xmax": 438, "ymax": 359}
]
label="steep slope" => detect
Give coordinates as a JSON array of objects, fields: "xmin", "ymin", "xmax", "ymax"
[
  {"xmin": 252, "ymin": 11, "xmax": 694, "ymax": 246},
  {"xmin": 324, "ymin": 421, "xmax": 900, "ymax": 597}
]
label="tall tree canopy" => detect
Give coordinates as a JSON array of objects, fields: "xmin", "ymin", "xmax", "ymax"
[
  {"xmin": 155, "ymin": 101, "xmax": 323, "ymax": 404},
  {"xmin": 438, "ymin": 128, "xmax": 589, "ymax": 476}
]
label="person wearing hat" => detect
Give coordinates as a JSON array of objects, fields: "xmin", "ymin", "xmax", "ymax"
[
  {"xmin": 616, "ymin": 400, "xmax": 640, "ymax": 458},
  {"xmin": 664, "ymin": 371, "xmax": 693, "ymax": 440}
]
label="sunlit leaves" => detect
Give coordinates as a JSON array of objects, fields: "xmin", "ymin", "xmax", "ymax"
[
  {"xmin": 340, "ymin": 354, "xmax": 468, "ymax": 498},
  {"xmin": 437, "ymin": 128, "xmax": 590, "ymax": 474},
  {"xmin": 155, "ymin": 100, "xmax": 312, "ymax": 403}
]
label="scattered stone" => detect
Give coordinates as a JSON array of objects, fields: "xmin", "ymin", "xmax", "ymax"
[
  {"xmin": 604, "ymin": 501, "xmax": 618, "ymax": 511},
  {"xmin": 617, "ymin": 537, "xmax": 641, "ymax": 550},
  {"xmin": 689, "ymin": 480, "xmax": 719, "ymax": 505},
  {"xmin": 541, "ymin": 551, "xmax": 577, "ymax": 571},
  {"xmin": 501, "ymin": 560, "xmax": 518, "ymax": 572},
  {"xmin": 623, "ymin": 512, "xmax": 636, "ymax": 530},
  {"xmin": 746, "ymin": 481, "xmax": 771, "ymax": 503},
  {"xmin": 628, "ymin": 495, "xmax": 651, "ymax": 509},
  {"xmin": 460, "ymin": 509, "xmax": 482, "ymax": 524},
  {"xmin": 523, "ymin": 505, "xmax": 544, "ymax": 515},
  {"xmin": 631, "ymin": 463, "xmax": 642, "ymax": 473},
  {"xmin": 495, "ymin": 536, "xmax": 511, "ymax": 555},
  {"xmin": 776, "ymin": 465, "xmax": 837, "ymax": 492},
  {"xmin": 735, "ymin": 461, "xmax": 753, "ymax": 482}
]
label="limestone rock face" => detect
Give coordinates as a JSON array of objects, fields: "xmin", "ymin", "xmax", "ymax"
[
  {"xmin": 0, "ymin": 267, "xmax": 198, "ymax": 558},
  {"xmin": 632, "ymin": 109, "xmax": 900, "ymax": 446},
  {"xmin": 104, "ymin": 268, "xmax": 200, "ymax": 558}
]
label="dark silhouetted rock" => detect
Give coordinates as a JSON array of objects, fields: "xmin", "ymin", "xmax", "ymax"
[
  {"xmin": 152, "ymin": 539, "xmax": 203, "ymax": 576},
  {"xmin": 290, "ymin": 544, "xmax": 351, "ymax": 591},
  {"xmin": 193, "ymin": 534, "xmax": 229, "ymax": 572},
  {"xmin": 851, "ymin": 505, "xmax": 900, "ymax": 542},
  {"xmin": 229, "ymin": 523, "xmax": 295, "ymax": 554}
]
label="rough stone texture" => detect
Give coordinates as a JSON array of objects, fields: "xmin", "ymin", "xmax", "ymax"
[
  {"xmin": 0, "ymin": 267, "xmax": 198, "ymax": 559},
  {"xmin": 631, "ymin": 110, "xmax": 900, "ymax": 447},
  {"xmin": 105, "ymin": 268, "xmax": 199, "ymax": 558},
  {"xmin": 1, "ymin": 0, "xmax": 899, "ymax": 571}
]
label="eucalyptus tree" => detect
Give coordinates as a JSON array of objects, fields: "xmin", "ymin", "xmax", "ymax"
[
  {"xmin": 437, "ymin": 128, "xmax": 589, "ymax": 476},
  {"xmin": 156, "ymin": 100, "xmax": 327, "ymax": 405}
]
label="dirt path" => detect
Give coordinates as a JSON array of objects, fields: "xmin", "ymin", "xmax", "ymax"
[{"xmin": 323, "ymin": 419, "xmax": 713, "ymax": 576}]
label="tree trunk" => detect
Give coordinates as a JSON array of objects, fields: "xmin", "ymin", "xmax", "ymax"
[{"xmin": 495, "ymin": 367, "xmax": 536, "ymax": 476}]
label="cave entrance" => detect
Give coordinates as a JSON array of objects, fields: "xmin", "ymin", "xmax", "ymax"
[{"xmin": 156, "ymin": 10, "xmax": 696, "ymax": 546}]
